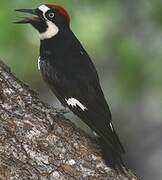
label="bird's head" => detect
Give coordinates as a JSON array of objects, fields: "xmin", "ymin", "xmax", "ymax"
[{"xmin": 15, "ymin": 4, "xmax": 70, "ymax": 40}]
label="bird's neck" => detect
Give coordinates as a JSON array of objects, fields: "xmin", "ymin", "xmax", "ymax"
[{"xmin": 40, "ymin": 29, "xmax": 73, "ymax": 58}]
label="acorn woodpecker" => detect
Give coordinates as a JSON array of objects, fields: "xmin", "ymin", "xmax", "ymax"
[{"xmin": 15, "ymin": 4, "xmax": 125, "ymax": 171}]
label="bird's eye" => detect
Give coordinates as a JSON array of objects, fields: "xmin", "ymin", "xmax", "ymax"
[{"xmin": 48, "ymin": 12, "xmax": 55, "ymax": 18}]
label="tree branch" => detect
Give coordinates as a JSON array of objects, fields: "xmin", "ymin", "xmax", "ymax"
[{"xmin": 0, "ymin": 60, "xmax": 139, "ymax": 180}]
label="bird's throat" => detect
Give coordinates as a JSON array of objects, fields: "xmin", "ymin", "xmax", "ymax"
[{"xmin": 40, "ymin": 21, "xmax": 59, "ymax": 40}]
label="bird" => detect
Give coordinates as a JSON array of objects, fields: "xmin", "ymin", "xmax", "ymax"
[{"xmin": 15, "ymin": 4, "xmax": 126, "ymax": 172}]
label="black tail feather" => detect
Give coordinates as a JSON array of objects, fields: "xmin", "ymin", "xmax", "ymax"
[{"xmin": 97, "ymin": 137, "xmax": 127, "ymax": 175}]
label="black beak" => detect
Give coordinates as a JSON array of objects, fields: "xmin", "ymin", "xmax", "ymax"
[
  {"xmin": 15, "ymin": 8, "xmax": 40, "ymax": 24},
  {"xmin": 15, "ymin": 9, "xmax": 36, "ymax": 15}
]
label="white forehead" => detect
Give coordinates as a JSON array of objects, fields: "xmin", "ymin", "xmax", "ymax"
[{"xmin": 38, "ymin": 5, "xmax": 50, "ymax": 13}]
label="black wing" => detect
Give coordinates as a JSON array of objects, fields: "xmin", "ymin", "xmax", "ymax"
[{"xmin": 40, "ymin": 33, "xmax": 125, "ymax": 156}]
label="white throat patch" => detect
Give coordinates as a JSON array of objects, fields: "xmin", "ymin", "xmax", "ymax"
[
  {"xmin": 38, "ymin": 4, "xmax": 59, "ymax": 40},
  {"xmin": 40, "ymin": 21, "xmax": 59, "ymax": 40}
]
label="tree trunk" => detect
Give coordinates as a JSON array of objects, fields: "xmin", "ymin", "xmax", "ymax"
[{"xmin": 0, "ymin": 60, "xmax": 139, "ymax": 180}]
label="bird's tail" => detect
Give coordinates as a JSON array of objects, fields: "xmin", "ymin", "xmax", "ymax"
[{"xmin": 97, "ymin": 137, "xmax": 127, "ymax": 174}]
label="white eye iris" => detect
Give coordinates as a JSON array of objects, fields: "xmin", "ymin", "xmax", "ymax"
[{"xmin": 48, "ymin": 12, "xmax": 55, "ymax": 18}]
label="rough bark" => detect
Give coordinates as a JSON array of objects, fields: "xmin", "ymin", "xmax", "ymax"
[{"xmin": 0, "ymin": 60, "xmax": 139, "ymax": 180}]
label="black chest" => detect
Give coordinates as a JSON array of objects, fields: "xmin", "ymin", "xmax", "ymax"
[
  {"xmin": 39, "ymin": 34, "xmax": 87, "ymax": 78},
  {"xmin": 38, "ymin": 30, "xmax": 98, "ymax": 93}
]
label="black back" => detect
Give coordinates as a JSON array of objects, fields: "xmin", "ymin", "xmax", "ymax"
[{"xmin": 39, "ymin": 29, "xmax": 125, "ymax": 160}]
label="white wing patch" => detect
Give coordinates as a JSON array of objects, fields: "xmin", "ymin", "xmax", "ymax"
[
  {"xmin": 66, "ymin": 98, "xmax": 87, "ymax": 111},
  {"xmin": 38, "ymin": 56, "xmax": 40, "ymax": 70}
]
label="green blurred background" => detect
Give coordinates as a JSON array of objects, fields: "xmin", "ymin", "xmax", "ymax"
[{"xmin": 1, "ymin": 0, "xmax": 162, "ymax": 179}]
